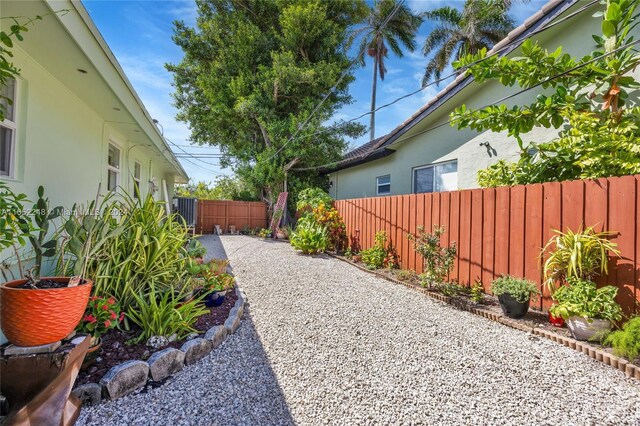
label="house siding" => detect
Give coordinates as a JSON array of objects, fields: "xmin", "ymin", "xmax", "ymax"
[{"xmin": 329, "ymin": 2, "xmax": 638, "ymax": 200}]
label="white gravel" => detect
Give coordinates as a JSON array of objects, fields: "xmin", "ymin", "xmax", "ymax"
[{"xmin": 78, "ymin": 235, "xmax": 640, "ymax": 426}]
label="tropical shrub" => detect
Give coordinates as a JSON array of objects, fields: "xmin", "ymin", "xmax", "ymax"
[
  {"xmin": 490, "ymin": 276, "xmax": 540, "ymax": 303},
  {"xmin": 542, "ymin": 226, "xmax": 620, "ymax": 292},
  {"xmin": 60, "ymin": 193, "xmax": 190, "ymax": 311},
  {"xmin": 127, "ymin": 286, "xmax": 209, "ymax": 343},
  {"xmin": 360, "ymin": 231, "xmax": 398, "ymax": 269},
  {"xmin": 605, "ymin": 317, "xmax": 640, "ymax": 360},
  {"xmin": 290, "ymin": 220, "xmax": 329, "ymax": 254},
  {"xmin": 408, "ymin": 226, "xmax": 456, "ymax": 285},
  {"xmin": 549, "ymin": 277, "xmax": 622, "ymax": 322},
  {"xmin": 310, "ymin": 203, "xmax": 347, "ymax": 251},
  {"xmin": 296, "ymin": 187, "xmax": 333, "ymax": 214}
]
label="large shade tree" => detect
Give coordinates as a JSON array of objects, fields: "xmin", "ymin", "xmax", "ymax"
[
  {"xmin": 351, "ymin": 0, "xmax": 421, "ymax": 141},
  {"xmin": 167, "ymin": 0, "xmax": 367, "ymax": 206},
  {"xmin": 421, "ymin": 0, "xmax": 515, "ymax": 85}
]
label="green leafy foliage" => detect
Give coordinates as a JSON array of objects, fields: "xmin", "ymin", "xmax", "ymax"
[
  {"xmin": 360, "ymin": 231, "xmax": 398, "ymax": 269},
  {"xmin": 290, "ymin": 219, "xmax": 329, "ymax": 254},
  {"xmin": 308, "ymin": 203, "xmax": 347, "ymax": 251},
  {"xmin": 22, "ymin": 186, "xmax": 63, "ymax": 278},
  {"xmin": 490, "ymin": 276, "xmax": 540, "ymax": 303},
  {"xmin": 408, "ymin": 226, "xmax": 456, "ymax": 286},
  {"xmin": 296, "ymin": 187, "xmax": 333, "ymax": 214},
  {"xmin": 76, "ymin": 295, "xmax": 124, "ymax": 341},
  {"xmin": 549, "ymin": 277, "xmax": 622, "ymax": 322},
  {"xmin": 541, "ymin": 226, "xmax": 620, "ymax": 293},
  {"xmin": 421, "ymin": 0, "xmax": 514, "ymax": 84},
  {"xmin": 175, "ymin": 177, "xmax": 259, "ymax": 201},
  {"xmin": 127, "ymin": 286, "xmax": 209, "ymax": 344},
  {"xmin": 605, "ymin": 316, "xmax": 640, "ymax": 360},
  {"xmin": 186, "ymin": 238, "xmax": 207, "ymax": 258},
  {"xmin": 60, "ymin": 194, "xmax": 189, "ymax": 311},
  {"xmin": 470, "ymin": 280, "xmax": 484, "ymax": 303},
  {"xmin": 0, "ymin": 181, "xmax": 34, "ymax": 251},
  {"xmin": 168, "ymin": 1, "xmax": 366, "ymax": 206},
  {"xmin": 452, "ymin": 0, "xmax": 640, "ymax": 187}
]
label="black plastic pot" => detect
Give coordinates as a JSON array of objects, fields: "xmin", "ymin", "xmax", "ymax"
[{"xmin": 497, "ymin": 293, "xmax": 530, "ymax": 319}]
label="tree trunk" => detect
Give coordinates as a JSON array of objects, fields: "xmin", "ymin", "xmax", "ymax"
[{"xmin": 370, "ymin": 54, "xmax": 378, "ymax": 142}]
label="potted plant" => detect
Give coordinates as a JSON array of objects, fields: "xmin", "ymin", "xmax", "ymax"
[
  {"xmin": 76, "ymin": 295, "xmax": 124, "ymax": 369},
  {"xmin": 202, "ymin": 273, "xmax": 235, "ymax": 307},
  {"xmin": 549, "ymin": 277, "xmax": 622, "ymax": 341},
  {"xmin": 0, "ymin": 185, "xmax": 103, "ymax": 347},
  {"xmin": 541, "ymin": 226, "xmax": 620, "ymax": 326},
  {"xmin": 490, "ymin": 276, "xmax": 540, "ymax": 319}
]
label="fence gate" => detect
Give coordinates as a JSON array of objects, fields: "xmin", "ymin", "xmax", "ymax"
[{"xmin": 196, "ymin": 200, "xmax": 268, "ymax": 234}]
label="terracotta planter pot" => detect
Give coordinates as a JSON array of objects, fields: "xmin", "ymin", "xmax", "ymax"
[{"xmin": 0, "ymin": 277, "xmax": 92, "ymax": 347}]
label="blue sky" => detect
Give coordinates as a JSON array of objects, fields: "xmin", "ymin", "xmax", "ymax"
[{"xmin": 83, "ymin": 0, "xmax": 546, "ymax": 183}]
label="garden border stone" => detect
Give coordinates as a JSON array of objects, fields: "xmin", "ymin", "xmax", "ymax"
[
  {"xmin": 75, "ymin": 283, "xmax": 247, "ymax": 405},
  {"xmin": 329, "ymin": 253, "xmax": 640, "ymax": 382}
]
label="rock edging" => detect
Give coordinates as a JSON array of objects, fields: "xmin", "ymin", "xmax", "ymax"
[
  {"xmin": 73, "ymin": 285, "xmax": 247, "ymax": 405},
  {"xmin": 329, "ymin": 253, "xmax": 640, "ymax": 382}
]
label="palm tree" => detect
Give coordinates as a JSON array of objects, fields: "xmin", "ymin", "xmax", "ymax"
[
  {"xmin": 421, "ymin": 0, "xmax": 515, "ymax": 86},
  {"xmin": 352, "ymin": 0, "xmax": 421, "ymax": 141}
]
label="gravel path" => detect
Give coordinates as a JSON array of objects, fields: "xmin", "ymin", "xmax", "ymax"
[{"xmin": 79, "ymin": 235, "xmax": 640, "ymax": 426}]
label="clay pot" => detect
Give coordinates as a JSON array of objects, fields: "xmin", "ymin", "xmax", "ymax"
[{"xmin": 0, "ymin": 277, "xmax": 92, "ymax": 346}]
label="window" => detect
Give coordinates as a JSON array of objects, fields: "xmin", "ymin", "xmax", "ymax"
[
  {"xmin": 413, "ymin": 160, "xmax": 458, "ymax": 194},
  {"xmin": 107, "ymin": 143, "xmax": 121, "ymax": 191},
  {"xmin": 133, "ymin": 161, "xmax": 142, "ymax": 199},
  {"xmin": 1, "ymin": 78, "xmax": 17, "ymax": 177},
  {"xmin": 376, "ymin": 175, "xmax": 391, "ymax": 195}
]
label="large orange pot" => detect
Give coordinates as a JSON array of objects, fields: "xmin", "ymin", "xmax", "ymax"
[{"xmin": 0, "ymin": 277, "xmax": 92, "ymax": 347}]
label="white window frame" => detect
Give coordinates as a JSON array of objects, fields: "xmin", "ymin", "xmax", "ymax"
[
  {"xmin": 412, "ymin": 160, "xmax": 458, "ymax": 194},
  {"xmin": 133, "ymin": 161, "xmax": 142, "ymax": 199},
  {"xmin": 376, "ymin": 174, "xmax": 391, "ymax": 195},
  {"xmin": 1, "ymin": 78, "xmax": 17, "ymax": 178},
  {"xmin": 107, "ymin": 142, "xmax": 122, "ymax": 191}
]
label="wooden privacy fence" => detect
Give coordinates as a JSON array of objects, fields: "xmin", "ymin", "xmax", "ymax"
[
  {"xmin": 197, "ymin": 200, "xmax": 267, "ymax": 234},
  {"xmin": 334, "ymin": 174, "xmax": 640, "ymax": 314}
]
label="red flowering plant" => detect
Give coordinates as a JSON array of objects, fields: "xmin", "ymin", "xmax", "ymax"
[
  {"xmin": 76, "ymin": 295, "xmax": 124, "ymax": 345},
  {"xmin": 311, "ymin": 203, "xmax": 347, "ymax": 252}
]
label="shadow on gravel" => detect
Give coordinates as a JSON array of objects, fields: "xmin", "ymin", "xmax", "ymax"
[{"xmin": 187, "ymin": 234, "xmax": 295, "ymax": 425}]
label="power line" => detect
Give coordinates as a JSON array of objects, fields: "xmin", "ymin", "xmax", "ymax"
[
  {"xmin": 164, "ymin": 137, "xmax": 227, "ymax": 174},
  {"xmin": 292, "ymin": 37, "xmax": 640, "ymax": 172},
  {"xmin": 267, "ymin": 0, "xmax": 407, "ymax": 162},
  {"xmin": 293, "ymin": 0, "xmax": 599, "ymax": 142}
]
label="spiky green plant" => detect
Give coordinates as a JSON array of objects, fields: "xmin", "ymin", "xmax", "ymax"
[{"xmin": 541, "ymin": 226, "xmax": 621, "ymax": 293}]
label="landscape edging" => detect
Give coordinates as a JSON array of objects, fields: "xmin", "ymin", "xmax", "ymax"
[
  {"xmin": 328, "ymin": 253, "xmax": 640, "ymax": 381},
  {"xmin": 72, "ymin": 284, "xmax": 247, "ymax": 405}
]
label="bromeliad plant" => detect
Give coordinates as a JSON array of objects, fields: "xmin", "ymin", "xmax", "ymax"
[
  {"xmin": 541, "ymin": 226, "xmax": 620, "ymax": 293},
  {"xmin": 76, "ymin": 295, "xmax": 124, "ymax": 345},
  {"xmin": 408, "ymin": 226, "xmax": 456, "ymax": 288}
]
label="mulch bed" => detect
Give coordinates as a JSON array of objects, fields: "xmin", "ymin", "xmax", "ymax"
[{"xmin": 76, "ymin": 289, "xmax": 238, "ymax": 386}]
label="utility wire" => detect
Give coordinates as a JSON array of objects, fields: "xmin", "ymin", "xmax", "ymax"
[
  {"xmin": 266, "ymin": 0, "xmax": 407, "ymax": 162},
  {"xmin": 292, "ymin": 37, "xmax": 640, "ymax": 172},
  {"xmin": 293, "ymin": 0, "xmax": 599, "ymax": 142}
]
